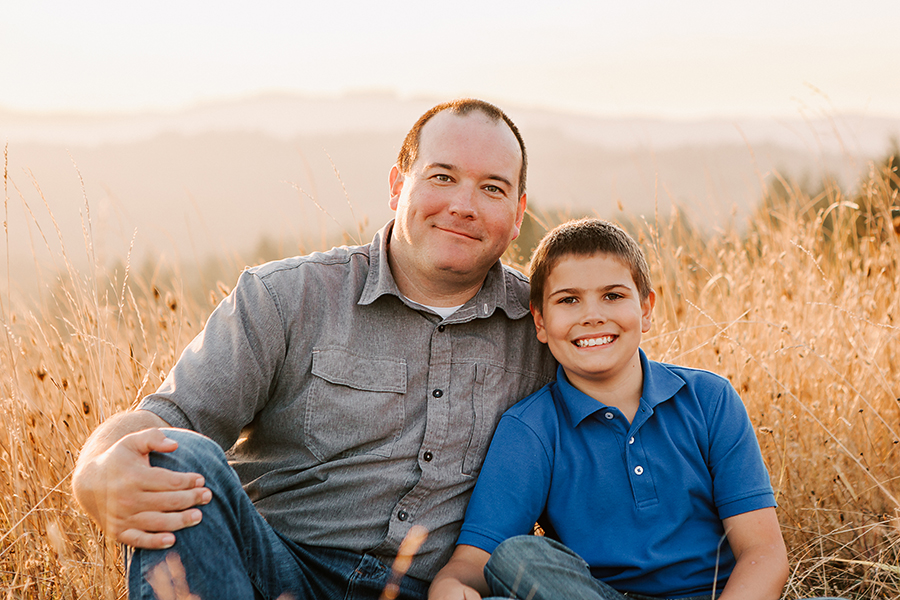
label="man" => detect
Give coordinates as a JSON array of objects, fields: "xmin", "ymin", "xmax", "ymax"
[{"xmin": 73, "ymin": 99, "xmax": 556, "ymax": 600}]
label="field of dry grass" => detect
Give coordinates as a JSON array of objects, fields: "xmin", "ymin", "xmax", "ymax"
[{"xmin": 1, "ymin": 151, "xmax": 898, "ymax": 598}]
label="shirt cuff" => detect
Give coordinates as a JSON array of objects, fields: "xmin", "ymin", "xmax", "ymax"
[{"xmin": 137, "ymin": 398, "xmax": 195, "ymax": 431}]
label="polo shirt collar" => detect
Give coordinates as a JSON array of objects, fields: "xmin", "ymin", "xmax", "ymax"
[
  {"xmin": 359, "ymin": 219, "xmax": 529, "ymax": 321},
  {"xmin": 553, "ymin": 349, "xmax": 687, "ymax": 427}
]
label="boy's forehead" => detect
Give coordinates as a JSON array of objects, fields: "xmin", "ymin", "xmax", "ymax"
[
  {"xmin": 551, "ymin": 251, "xmax": 632, "ymax": 275},
  {"xmin": 544, "ymin": 251, "xmax": 638, "ymax": 291}
]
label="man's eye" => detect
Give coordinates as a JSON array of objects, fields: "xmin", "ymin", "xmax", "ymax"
[
  {"xmin": 435, "ymin": 174, "xmax": 452, "ymax": 182},
  {"xmin": 484, "ymin": 185, "xmax": 502, "ymax": 194}
]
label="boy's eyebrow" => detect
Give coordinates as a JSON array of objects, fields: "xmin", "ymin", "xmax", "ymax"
[
  {"xmin": 424, "ymin": 162, "xmax": 513, "ymax": 188},
  {"xmin": 547, "ymin": 283, "xmax": 632, "ymax": 296}
]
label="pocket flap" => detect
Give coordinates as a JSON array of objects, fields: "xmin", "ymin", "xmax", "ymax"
[{"xmin": 311, "ymin": 348, "xmax": 407, "ymax": 394}]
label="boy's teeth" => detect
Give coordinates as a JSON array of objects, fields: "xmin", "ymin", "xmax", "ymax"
[{"xmin": 576, "ymin": 336, "xmax": 614, "ymax": 347}]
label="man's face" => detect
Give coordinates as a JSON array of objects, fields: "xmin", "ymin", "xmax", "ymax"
[{"xmin": 389, "ymin": 110, "xmax": 526, "ymax": 286}]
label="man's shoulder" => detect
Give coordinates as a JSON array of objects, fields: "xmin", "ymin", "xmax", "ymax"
[{"xmin": 248, "ymin": 243, "xmax": 371, "ymax": 280}]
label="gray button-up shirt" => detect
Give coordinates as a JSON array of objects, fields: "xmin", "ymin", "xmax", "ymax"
[{"xmin": 139, "ymin": 221, "xmax": 556, "ymax": 580}]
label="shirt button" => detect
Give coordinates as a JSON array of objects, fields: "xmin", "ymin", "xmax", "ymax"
[
  {"xmin": 604, "ymin": 412, "xmax": 614, "ymax": 420},
  {"xmin": 634, "ymin": 466, "xmax": 644, "ymax": 475},
  {"xmin": 398, "ymin": 510, "xmax": 408, "ymax": 521},
  {"xmin": 438, "ymin": 325, "xmax": 446, "ymax": 332},
  {"xmin": 432, "ymin": 389, "xmax": 443, "ymax": 398},
  {"xmin": 629, "ymin": 437, "xmax": 634, "ymax": 444},
  {"xmin": 423, "ymin": 451, "xmax": 434, "ymax": 462}
]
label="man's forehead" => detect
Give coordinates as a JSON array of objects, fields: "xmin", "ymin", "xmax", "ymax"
[{"xmin": 415, "ymin": 110, "xmax": 522, "ymax": 173}]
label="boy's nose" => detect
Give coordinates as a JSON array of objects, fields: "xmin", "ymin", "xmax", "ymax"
[{"xmin": 581, "ymin": 302, "xmax": 607, "ymax": 325}]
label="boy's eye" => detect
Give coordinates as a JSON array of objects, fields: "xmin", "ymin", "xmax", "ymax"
[
  {"xmin": 604, "ymin": 292, "xmax": 623, "ymax": 301},
  {"xmin": 559, "ymin": 296, "xmax": 578, "ymax": 304}
]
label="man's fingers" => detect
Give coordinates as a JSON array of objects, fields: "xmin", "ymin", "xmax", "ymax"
[
  {"xmin": 126, "ymin": 428, "xmax": 180, "ymax": 456},
  {"xmin": 142, "ymin": 466, "xmax": 207, "ymax": 493},
  {"xmin": 126, "ymin": 486, "xmax": 212, "ymax": 516},
  {"xmin": 119, "ymin": 527, "xmax": 178, "ymax": 550},
  {"xmin": 116, "ymin": 507, "xmax": 205, "ymax": 549}
]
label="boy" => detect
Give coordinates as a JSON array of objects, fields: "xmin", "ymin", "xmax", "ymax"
[{"xmin": 429, "ymin": 218, "xmax": 790, "ymax": 600}]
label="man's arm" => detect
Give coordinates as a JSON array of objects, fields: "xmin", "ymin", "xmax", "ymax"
[
  {"xmin": 429, "ymin": 545, "xmax": 492, "ymax": 600},
  {"xmin": 72, "ymin": 409, "xmax": 211, "ymax": 549},
  {"xmin": 718, "ymin": 507, "xmax": 789, "ymax": 600}
]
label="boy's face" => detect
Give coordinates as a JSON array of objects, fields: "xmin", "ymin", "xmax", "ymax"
[{"xmin": 532, "ymin": 252, "xmax": 655, "ymax": 392}]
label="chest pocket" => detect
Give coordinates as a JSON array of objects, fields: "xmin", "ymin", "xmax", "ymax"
[
  {"xmin": 305, "ymin": 348, "xmax": 407, "ymax": 462},
  {"xmin": 462, "ymin": 362, "xmax": 547, "ymax": 476}
]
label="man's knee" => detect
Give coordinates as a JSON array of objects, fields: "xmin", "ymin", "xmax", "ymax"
[{"xmin": 150, "ymin": 428, "xmax": 229, "ymax": 476}]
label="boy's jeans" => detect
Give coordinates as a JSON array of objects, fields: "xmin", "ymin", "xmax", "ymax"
[
  {"xmin": 126, "ymin": 429, "xmax": 428, "ymax": 600},
  {"xmin": 482, "ymin": 536, "xmax": 846, "ymax": 600}
]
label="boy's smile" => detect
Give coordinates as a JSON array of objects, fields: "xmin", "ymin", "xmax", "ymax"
[{"xmin": 532, "ymin": 253, "xmax": 655, "ymax": 399}]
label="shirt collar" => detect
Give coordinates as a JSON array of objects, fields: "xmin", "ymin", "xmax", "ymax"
[
  {"xmin": 553, "ymin": 349, "xmax": 687, "ymax": 427},
  {"xmin": 359, "ymin": 220, "xmax": 530, "ymax": 321}
]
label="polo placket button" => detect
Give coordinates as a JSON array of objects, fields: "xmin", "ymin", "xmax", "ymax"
[
  {"xmin": 634, "ymin": 466, "xmax": 644, "ymax": 475},
  {"xmin": 604, "ymin": 412, "xmax": 614, "ymax": 420}
]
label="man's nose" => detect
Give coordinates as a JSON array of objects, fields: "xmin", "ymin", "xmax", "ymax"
[{"xmin": 447, "ymin": 184, "xmax": 478, "ymax": 219}]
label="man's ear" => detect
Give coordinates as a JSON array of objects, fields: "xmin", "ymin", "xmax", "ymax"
[
  {"xmin": 531, "ymin": 302, "xmax": 548, "ymax": 344},
  {"xmin": 389, "ymin": 165, "xmax": 404, "ymax": 211},
  {"xmin": 641, "ymin": 289, "xmax": 657, "ymax": 333},
  {"xmin": 511, "ymin": 194, "xmax": 527, "ymax": 239}
]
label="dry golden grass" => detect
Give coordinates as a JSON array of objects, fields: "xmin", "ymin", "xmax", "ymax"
[{"xmin": 1, "ymin": 151, "xmax": 898, "ymax": 598}]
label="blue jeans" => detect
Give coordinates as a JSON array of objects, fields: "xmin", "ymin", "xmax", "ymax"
[
  {"xmin": 126, "ymin": 429, "xmax": 429, "ymax": 600},
  {"xmin": 482, "ymin": 536, "xmax": 847, "ymax": 600}
]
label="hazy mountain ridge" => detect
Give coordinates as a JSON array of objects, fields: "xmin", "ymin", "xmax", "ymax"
[
  {"xmin": 4, "ymin": 91, "xmax": 898, "ymax": 153},
  {"xmin": 2, "ymin": 92, "xmax": 896, "ymax": 299}
]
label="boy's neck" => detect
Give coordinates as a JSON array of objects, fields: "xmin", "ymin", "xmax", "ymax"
[{"xmin": 564, "ymin": 351, "xmax": 644, "ymax": 423}]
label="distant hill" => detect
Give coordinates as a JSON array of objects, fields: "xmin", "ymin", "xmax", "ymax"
[{"xmin": 2, "ymin": 92, "xmax": 897, "ymax": 298}]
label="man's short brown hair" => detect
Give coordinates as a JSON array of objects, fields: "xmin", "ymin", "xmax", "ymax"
[
  {"xmin": 529, "ymin": 218, "xmax": 653, "ymax": 312},
  {"xmin": 397, "ymin": 98, "xmax": 527, "ymax": 198}
]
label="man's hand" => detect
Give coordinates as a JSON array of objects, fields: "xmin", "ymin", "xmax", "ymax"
[{"xmin": 72, "ymin": 411, "xmax": 212, "ymax": 549}]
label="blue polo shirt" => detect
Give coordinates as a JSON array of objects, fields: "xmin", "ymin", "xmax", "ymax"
[{"xmin": 457, "ymin": 350, "xmax": 776, "ymax": 598}]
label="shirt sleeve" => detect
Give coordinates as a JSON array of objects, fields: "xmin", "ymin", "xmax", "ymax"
[
  {"xmin": 456, "ymin": 413, "xmax": 553, "ymax": 553},
  {"xmin": 706, "ymin": 381, "xmax": 776, "ymax": 519},
  {"xmin": 138, "ymin": 268, "xmax": 286, "ymax": 451}
]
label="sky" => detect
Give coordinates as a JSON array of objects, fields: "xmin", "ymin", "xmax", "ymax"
[{"xmin": 2, "ymin": 1, "xmax": 898, "ymax": 119}]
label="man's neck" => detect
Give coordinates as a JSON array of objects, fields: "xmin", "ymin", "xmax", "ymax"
[{"xmin": 386, "ymin": 241, "xmax": 488, "ymax": 308}]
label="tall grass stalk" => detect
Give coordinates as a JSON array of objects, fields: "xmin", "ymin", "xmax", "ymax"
[{"xmin": 1, "ymin": 158, "xmax": 898, "ymax": 598}]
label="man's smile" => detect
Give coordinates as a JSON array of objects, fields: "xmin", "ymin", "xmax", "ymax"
[{"xmin": 434, "ymin": 225, "xmax": 481, "ymax": 241}]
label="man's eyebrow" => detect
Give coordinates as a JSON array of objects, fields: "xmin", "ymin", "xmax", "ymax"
[{"xmin": 424, "ymin": 162, "xmax": 513, "ymax": 188}]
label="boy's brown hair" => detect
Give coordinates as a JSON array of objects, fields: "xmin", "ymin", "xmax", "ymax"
[{"xmin": 529, "ymin": 218, "xmax": 653, "ymax": 312}]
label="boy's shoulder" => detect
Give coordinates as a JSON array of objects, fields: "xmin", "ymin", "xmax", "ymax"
[
  {"xmin": 504, "ymin": 381, "xmax": 559, "ymax": 421},
  {"xmin": 648, "ymin": 358, "xmax": 731, "ymax": 386}
]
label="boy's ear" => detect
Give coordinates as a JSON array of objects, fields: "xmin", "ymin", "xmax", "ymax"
[
  {"xmin": 641, "ymin": 289, "xmax": 657, "ymax": 333},
  {"xmin": 530, "ymin": 303, "xmax": 548, "ymax": 344}
]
